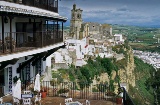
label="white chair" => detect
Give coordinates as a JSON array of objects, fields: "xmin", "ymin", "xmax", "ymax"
[
  {"xmin": 23, "ymin": 98, "xmax": 32, "ymax": 105},
  {"xmin": 0, "ymin": 97, "xmax": 3, "ymax": 104},
  {"xmin": 86, "ymin": 100, "xmax": 90, "ymax": 105},
  {"xmin": 34, "ymin": 93, "xmax": 41, "ymax": 103},
  {"xmin": 13, "ymin": 97, "xmax": 20, "ymax": 105},
  {"xmin": 24, "ymin": 91, "xmax": 31, "ymax": 94},
  {"xmin": 65, "ymin": 98, "xmax": 72, "ymax": 103}
]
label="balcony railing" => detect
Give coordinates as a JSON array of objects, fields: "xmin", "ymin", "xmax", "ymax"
[
  {"xmin": 2, "ymin": 0, "xmax": 58, "ymax": 13},
  {"xmin": 121, "ymin": 87, "xmax": 135, "ymax": 105},
  {"xmin": 0, "ymin": 31, "xmax": 63, "ymax": 55}
]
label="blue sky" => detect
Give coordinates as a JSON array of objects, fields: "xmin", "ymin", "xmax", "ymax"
[{"xmin": 59, "ymin": 0, "xmax": 160, "ymax": 27}]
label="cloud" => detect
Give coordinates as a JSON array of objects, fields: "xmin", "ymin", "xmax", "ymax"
[{"xmin": 58, "ymin": 0, "xmax": 160, "ymax": 26}]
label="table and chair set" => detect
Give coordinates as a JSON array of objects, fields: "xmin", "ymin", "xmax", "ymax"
[
  {"xmin": 65, "ymin": 98, "xmax": 90, "ymax": 105},
  {"xmin": 0, "ymin": 74, "xmax": 41, "ymax": 105},
  {"xmin": 0, "ymin": 90, "xmax": 41, "ymax": 105}
]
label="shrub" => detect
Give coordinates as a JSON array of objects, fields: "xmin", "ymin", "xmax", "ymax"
[{"xmin": 57, "ymin": 88, "xmax": 69, "ymax": 94}]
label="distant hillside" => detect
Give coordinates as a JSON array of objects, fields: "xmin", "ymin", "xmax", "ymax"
[{"xmin": 112, "ymin": 24, "xmax": 160, "ymax": 53}]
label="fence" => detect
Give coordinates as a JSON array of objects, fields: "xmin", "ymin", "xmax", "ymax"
[
  {"xmin": 21, "ymin": 80, "xmax": 115, "ymax": 101},
  {"xmin": 121, "ymin": 87, "xmax": 135, "ymax": 105},
  {"xmin": 21, "ymin": 80, "xmax": 135, "ymax": 104}
]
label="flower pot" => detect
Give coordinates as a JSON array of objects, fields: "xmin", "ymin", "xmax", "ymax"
[
  {"xmin": 41, "ymin": 92, "xmax": 47, "ymax": 98},
  {"xmin": 116, "ymin": 97, "xmax": 122, "ymax": 104}
]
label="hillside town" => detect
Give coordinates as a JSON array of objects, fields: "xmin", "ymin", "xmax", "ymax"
[
  {"xmin": 51, "ymin": 4, "xmax": 125, "ymax": 71},
  {"xmin": 133, "ymin": 50, "xmax": 160, "ymax": 69}
]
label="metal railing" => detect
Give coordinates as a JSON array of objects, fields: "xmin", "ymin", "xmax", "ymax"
[
  {"xmin": 2, "ymin": 0, "xmax": 58, "ymax": 13},
  {"xmin": 0, "ymin": 31, "xmax": 63, "ymax": 55},
  {"xmin": 21, "ymin": 80, "xmax": 116, "ymax": 101},
  {"xmin": 120, "ymin": 87, "xmax": 135, "ymax": 105}
]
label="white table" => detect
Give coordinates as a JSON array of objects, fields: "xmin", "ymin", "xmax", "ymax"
[{"xmin": 65, "ymin": 101, "xmax": 82, "ymax": 105}]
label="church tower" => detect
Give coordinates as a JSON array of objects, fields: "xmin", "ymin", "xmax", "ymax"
[{"xmin": 70, "ymin": 4, "xmax": 83, "ymax": 39}]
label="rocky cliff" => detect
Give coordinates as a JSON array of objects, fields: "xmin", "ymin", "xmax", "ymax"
[{"xmin": 93, "ymin": 48, "xmax": 136, "ymax": 92}]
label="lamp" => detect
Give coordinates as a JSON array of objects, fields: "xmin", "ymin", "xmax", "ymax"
[
  {"xmin": 29, "ymin": 18, "xmax": 31, "ymax": 23},
  {"xmin": 4, "ymin": 16, "xmax": 8, "ymax": 23}
]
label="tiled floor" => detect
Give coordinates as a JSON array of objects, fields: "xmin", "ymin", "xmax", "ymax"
[{"xmin": 2, "ymin": 95, "xmax": 118, "ymax": 105}]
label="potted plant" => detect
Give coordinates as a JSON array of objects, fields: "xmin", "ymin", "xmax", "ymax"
[
  {"xmin": 58, "ymin": 88, "xmax": 69, "ymax": 97},
  {"xmin": 13, "ymin": 76, "xmax": 19, "ymax": 84},
  {"xmin": 116, "ymin": 94, "xmax": 123, "ymax": 104},
  {"xmin": 40, "ymin": 87, "xmax": 47, "ymax": 98}
]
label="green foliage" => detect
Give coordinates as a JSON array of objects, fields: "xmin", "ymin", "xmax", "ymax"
[
  {"xmin": 146, "ymin": 69, "xmax": 160, "ymax": 104},
  {"xmin": 109, "ymin": 80, "xmax": 115, "ymax": 92},
  {"xmin": 92, "ymin": 87, "xmax": 98, "ymax": 92},
  {"xmin": 52, "ymin": 71, "xmax": 64, "ymax": 83},
  {"xmin": 57, "ymin": 88, "xmax": 69, "ymax": 94},
  {"xmin": 13, "ymin": 76, "xmax": 19, "ymax": 83},
  {"xmin": 97, "ymin": 83, "xmax": 108, "ymax": 92},
  {"xmin": 132, "ymin": 57, "xmax": 155, "ymax": 104}
]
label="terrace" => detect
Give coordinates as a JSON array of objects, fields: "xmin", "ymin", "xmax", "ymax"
[
  {"xmin": 1, "ymin": 0, "xmax": 58, "ymax": 13},
  {"xmin": 0, "ymin": 30, "xmax": 63, "ymax": 55}
]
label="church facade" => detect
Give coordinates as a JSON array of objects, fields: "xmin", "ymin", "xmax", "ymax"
[{"xmin": 70, "ymin": 4, "xmax": 113, "ymax": 40}]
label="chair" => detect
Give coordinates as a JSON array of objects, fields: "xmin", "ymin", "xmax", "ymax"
[
  {"xmin": 13, "ymin": 97, "xmax": 20, "ymax": 105},
  {"xmin": 22, "ymin": 98, "xmax": 32, "ymax": 105},
  {"xmin": 34, "ymin": 93, "xmax": 41, "ymax": 103},
  {"xmin": 86, "ymin": 100, "xmax": 90, "ymax": 105},
  {"xmin": 0, "ymin": 97, "xmax": 3, "ymax": 104},
  {"xmin": 65, "ymin": 98, "xmax": 72, "ymax": 103},
  {"xmin": 24, "ymin": 91, "xmax": 31, "ymax": 94}
]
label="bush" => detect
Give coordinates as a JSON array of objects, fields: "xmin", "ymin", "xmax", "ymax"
[{"xmin": 57, "ymin": 88, "xmax": 69, "ymax": 94}]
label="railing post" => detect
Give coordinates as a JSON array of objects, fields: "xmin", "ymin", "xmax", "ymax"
[
  {"xmin": 9, "ymin": 16, "xmax": 13, "ymax": 52},
  {"xmin": 123, "ymin": 87, "xmax": 126, "ymax": 105},
  {"xmin": 1, "ymin": 16, "xmax": 5, "ymax": 53},
  {"xmin": 62, "ymin": 21, "xmax": 63, "ymax": 42},
  {"xmin": 57, "ymin": 20, "xmax": 58, "ymax": 42}
]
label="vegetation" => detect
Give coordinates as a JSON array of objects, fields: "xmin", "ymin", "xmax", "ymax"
[
  {"xmin": 128, "ymin": 57, "xmax": 155, "ymax": 105},
  {"xmin": 51, "ymin": 56, "xmax": 118, "ymax": 90},
  {"xmin": 146, "ymin": 69, "xmax": 160, "ymax": 104},
  {"xmin": 112, "ymin": 24, "xmax": 160, "ymax": 53}
]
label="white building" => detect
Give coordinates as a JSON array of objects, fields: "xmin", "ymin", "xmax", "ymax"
[
  {"xmin": 0, "ymin": 0, "xmax": 67, "ymax": 95},
  {"xmin": 114, "ymin": 34, "xmax": 124, "ymax": 44}
]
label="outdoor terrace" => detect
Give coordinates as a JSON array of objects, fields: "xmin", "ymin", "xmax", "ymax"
[{"xmin": 0, "ymin": 31, "xmax": 63, "ymax": 55}]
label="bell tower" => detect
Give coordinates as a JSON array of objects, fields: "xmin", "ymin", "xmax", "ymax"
[{"xmin": 70, "ymin": 4, "xmax": 83, "ymax": 39}]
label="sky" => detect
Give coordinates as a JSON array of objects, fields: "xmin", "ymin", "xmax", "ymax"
[{"xmin": 58, "ymin": 0, "xmax": 160, "ymax": 27}]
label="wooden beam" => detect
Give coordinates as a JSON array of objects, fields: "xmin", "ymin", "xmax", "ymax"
[
  {"xmin": 17, "ymin": 54, "xmax": 39, "ymax": 73},
  {"xmin": 0, "ymin": 59, "xmax": 18, "ymax": 71},
  {"xmin": 43, "ymin": 45, "xmax": 65, "ymax": 61},
  {"xmin": 32, "ymin": 52, "xmax": 47, "ymax": 66}
]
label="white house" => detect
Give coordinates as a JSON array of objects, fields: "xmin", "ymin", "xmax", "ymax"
[
  {"xmin": 0, "ymin": 0, "xmax": 67, "ymax": 95},
  {"xmin": 114, "ymin": 34, "xmax": 124, "ymax": 44}
]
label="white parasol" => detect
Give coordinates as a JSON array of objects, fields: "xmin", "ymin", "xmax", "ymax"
[
  {"xmin": 34, "ymin": 73, "xmax": 40, "ymax": 92},
  {"xmin": 13, "ymin": 79, "xmax": 21, "ymax": 99}
]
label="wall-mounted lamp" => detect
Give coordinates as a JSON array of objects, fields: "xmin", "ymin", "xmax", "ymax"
[
  {"xmin": 29, "ymin": 18, "xmax": 31, "ymax": 24},
  {"xmin": 4, "ymin": 16, "xmax": 8, "ymax": 23}
]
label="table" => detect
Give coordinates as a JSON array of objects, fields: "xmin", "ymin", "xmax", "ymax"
[
  {"xmin": 65, "ymin": 101, "xmax": 82, "ymax": 105},
  {"xmin": 21, "ymin": 94, "xmax": 33, "ymax": 98},
  {"xmin": 0, "ymin": 103, "xmax": 12, "ymax": 105}
]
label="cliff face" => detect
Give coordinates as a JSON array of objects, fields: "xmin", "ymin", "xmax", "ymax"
[
  {"xmin": 117, "ymin": 49, "xmax": 135, "ymax": 91},
  {"xmin": 93, "ymin": 48, "xmax": 136, "ymax": 92}
]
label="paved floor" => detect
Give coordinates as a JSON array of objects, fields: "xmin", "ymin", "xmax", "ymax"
[{"xmin": 2, "ymin": 95, "xmax": 119, "ymax": 105}]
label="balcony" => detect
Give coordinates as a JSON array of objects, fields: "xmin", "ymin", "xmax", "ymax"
[
  {"xmin": 0, "ymin": 31, "xmax": 63, "ymax": 55},
  {"xmin": 1, "ymin": 0, "xmax": 58, "ymax": 13}
]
